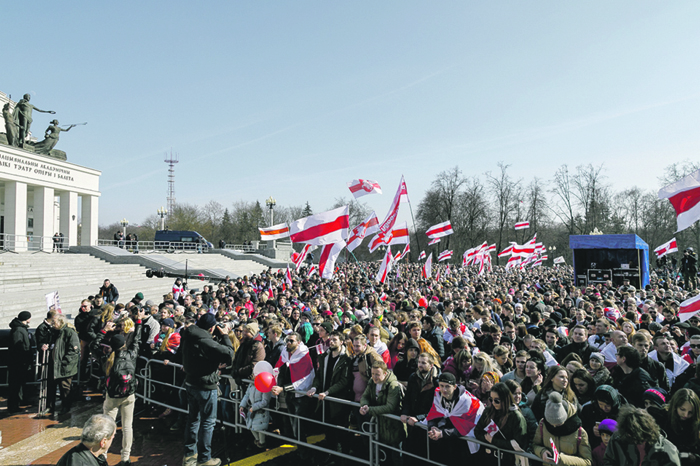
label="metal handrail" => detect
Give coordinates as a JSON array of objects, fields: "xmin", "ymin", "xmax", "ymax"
[
  {"xmin": 224, "ymin": 244, "xmax": 258, "ymax": 253},
  {"xmin": 96, "ymin": 239, "xmax": 211, "ymax": 253},
  {"xmin": 0, "ymin": 233, "xmax": 69, "ymax": 253}
]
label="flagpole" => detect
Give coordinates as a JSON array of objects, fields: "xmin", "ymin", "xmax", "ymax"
[{"xmin": 407, "ymin": 196, "xmax": 422, "ymax": 262}]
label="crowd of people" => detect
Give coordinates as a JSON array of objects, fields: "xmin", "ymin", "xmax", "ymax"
[{"xmin": 9, "ymin": 257, "xmax": 700, "ymax": 466}]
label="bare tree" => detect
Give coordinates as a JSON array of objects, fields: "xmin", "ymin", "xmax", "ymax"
[
  {"xmin": 550, "ymin": 164, "xmax": 578, "ymax": 235},
  {"xmin": 485, "ymin": 162, "xmax": 521, "ymax": 262},
  {"xmin": 571, "ymin": 164, "xmax": 612, "ymax": 234},
  {"xmin": 331, "ymin": 197, "xmax": 372, "ymax": 229}
]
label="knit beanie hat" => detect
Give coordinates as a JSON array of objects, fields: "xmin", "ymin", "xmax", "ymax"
[
  {"xmin": 162, "ymin": 318, "xmax": 175, "ymax": 328},
  {"xmin": 320, "ymin": 322, "xmax": 334, "ymax": 335},
  {"xmin": 599, "ymin": 419, "xmax": 618, "ymax": 434},
  {"xmin": 197, "ymin": 313, "xmax": 217, "ymax": 330},
  {"xmin": 643, "ymin": 388, "xmax": 667, "ymax": 408},
  {"xmin": 589, "ymin": 352, "xmax": 605, "ymax": 365},
  {"xmin": 110, "ymin": 334, "xmax": 126, "ymax": 351},
  {"xmin": 18, "ymin": 311, "xmax": 32, "ymax": 322},
  {"xmin": 482, "ymin": 371, "xmax": 500, "ymax": 384},
  {"xmin": 544, "ymin": 392, "xmax": 569, "ymax": 426}
]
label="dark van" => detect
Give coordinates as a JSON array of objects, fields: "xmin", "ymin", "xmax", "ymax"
[{"xmin": 154, "ymin": 230, "xmax": 213, "ymax": 251}]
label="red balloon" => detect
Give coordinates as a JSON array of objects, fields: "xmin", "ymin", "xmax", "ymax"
[
  {"xmin": 419, "ymin": 297, "xmax": 428, "ymax": 308},
  {"xmin": 254, "ymin": 372, "xmax": 275, "ymax": 393}
]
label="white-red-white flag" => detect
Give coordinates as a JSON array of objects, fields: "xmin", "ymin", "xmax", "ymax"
[
  {"xmin": 498, "ymin": 243, "xmax": 515, "ymax": 258},
  {"xmin": 426, "ymin": 220, "xmax": 453, "ymax": 239},
  {"xmin": 375, "ymin": 247, "xmax": 394, "ymax": 284},
  {"xmin": 514, "ymin": 221, "xmax": 530, "ymax": 230},
  {"xmin": 438, "ymin": 250, "xmax": 453, "ymax": 262},
  {"xmin": 418, "ymin": 250, "xmax": 426, "ymax": 260},
  {"xmin": 654, "ymin": 238, "xmax": 678, "ymax": 258},
  {"xmin": 285, "ymin": 266, "xmax": 293, "ymax": 287},
  {"xmin": 307, "ymin": 265, "xmax": 317, "ymax": 278},
  {"xmin": 484, "ymin": 419, "xmax": 499, "ymax": 435},
  {"xmin": 290, "ymin": 206, "xmax": 349, "ymax": 246},
  {"xmin": 659, "ymin": 169, "xmax": 700, "ymax": 232},
  {"xmin": 428, "ymin": 238, "xmax": 441, "ymax": 246},
  {"xmin": 318, "ymin": 240, "xmax": 346, "ymax": 279},
  {"xmin": 551, "ymin": 438, "xmax": 560, "ymax": 465},
  {"xmin": 395, "ymin": 243, "xmax": 410, "ymax": 261},
  {"xmin": 679, "ymin": 294, "xmax": 700, "ymax": 322},
  {"xmin": 553, "ymin": 256, "xmax": 566, "ymax": 264},
  {"xmin": 347, "ymin": 179, "xmax": 382, "ymax": 199},
  {"xmin": 368, "ymin": 222, "xmax": 410, "ymax": 252},
  {"xmin": 259, "ymin": 223, "xmax": 290, "ymax": 241},
  {"xmin": 292, "ymin": 244, "xmax": 315, "ymax": 269},
  {"xmin": 422, "ymin": 253, "xmax": 433, "ymax": 278},
  {"xmin": 378, "ymin": 176, "xmax": 409, "ymax": 236},
  {"xmin": 347, "ymin": 211, "xmax": 380, "ymax": 252}
]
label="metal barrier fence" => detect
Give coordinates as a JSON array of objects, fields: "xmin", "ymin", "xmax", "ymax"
[
  {"xmin": 134, "ymin": 357, "xmax": 543, "ymax": 466},
  {"xmin": 96, "ymin": 239, "xmax": 211, "ymax": 253},
  {"xmin": 0, "ymin": 233, "xmax": 69, "ymax": 253},
  {"xmin": 223, "ymin": 244, "xmax": 258, "ymax": 253}
]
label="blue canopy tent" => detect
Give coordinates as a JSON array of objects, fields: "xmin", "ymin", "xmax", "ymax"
[{"xmin": 569, "ymin": 234, "xmax": 650, "ymax": 288}]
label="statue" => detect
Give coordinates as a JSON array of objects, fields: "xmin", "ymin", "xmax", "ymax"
[
  {"xmin": 33, "ymin": 120, "xmax": 75, "ymax": 155},
  {"xmin": 13, "ymin": 94, "xmax": 55, "ymax": 148},
  {"xmin": 2, "ymin": 103, "xmax": 18, "ymax": 147}
]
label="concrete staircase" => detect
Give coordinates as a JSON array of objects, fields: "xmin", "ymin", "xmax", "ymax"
[{"xmin": 0, "ymin": 253, "xmax": 178, "ymax": 328}]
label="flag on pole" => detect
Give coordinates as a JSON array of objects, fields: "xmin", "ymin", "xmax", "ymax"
[
  {"xmin": 553, "ymin": 256, "xmax": 566, "ymax": 264},
  {"xmin": 428, "ymin": 238, "xmax": 441, "ymax": 246},
  {"xmin": 289, "ymin": 206, "xmax": 349, "ymax": 246},
  {"xmin": 378, "ymin": 176, "xmax": 409, "ymax": 236},
  {"xmin": 422, "ymin": 253, "xmax": 433, "ymax": 278},
  {"xmin": 654, "ymin": 238, "xmax": 678, "ymax": 258},
  {"xmin": 679, "ymin": 294, "xmax": 700, "ymax": 322},
  {"xmin": 659, "ymin": 169, "xmax": 700, "ymax": 232},
  {"xmin": 395, "ymin": 243, "xmax": 410, "ymax": 261},
  {"xmin": 435, "ymin": 268, "xmax": 441, "ymax": 282},
  {"xmin": 418, "ymin": 250, "xmax": 426, "ymax": 260},
  {"xmin": 550, "ymin": 438, "xmax": 560, "ymax": 464},
  {"xmin": 368, "ymin": 222, "xmax": 410, "ymax": 252},
  {"xmin": 318, "ymin": 240, "xmax": 346, "ymax": 279},
  {"xmin": 438, "ymin": 250, "xmax": 453, "ymax": 262},
  {"xmin": 45, "ymin": 291, "xmax": 61, "ymax": 313},
  {"xmin": 347, "ymin": 211, "xmax": 380, "ymax": 252},
  {"xmin": 514, "ymin": 221, "xmax": 530, "ymax": 230},
  {"xmin": 426, "ymin": 220, "xmax": 454, "ymax": 239},
  {"xmin": 285, "ymin": 266, "xmax": 293, "ymax": 287},
  {"xmin": 292, "ymin": 244, "xmax": 315, "ymax": 269},
  {"xmin": 375, "ymin": 247, "xmax": 394, "ymax": 284},
  {"xmin": 484, "ymin": 419, "xmax": 499, "ymax": 435},
  {"xmin": 347, "ymin": 179, "xmax": 382, "ymax": 199},
  {"xmin": 259, "ymin": 222, "xmax": 290, "ymax": 240},
  {"xmin": 307, "ymin": 265, "xmax": 317, "ymax": 278}
]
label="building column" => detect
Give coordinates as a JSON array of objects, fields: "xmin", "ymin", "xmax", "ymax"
[
  {"xmin": 33, "ymin": 186, "xmax": 55, "ymax": 251},
  {"xmin": 59, "ymin": 191, "xmax": 78, "ymax": 248},
  {"xmin": 4, "ymin": 181, "xmax": 28, "ymax": 251},
  {"xmin": 80, "ymin": 195, "xmax": 99, "ymax": 246}
]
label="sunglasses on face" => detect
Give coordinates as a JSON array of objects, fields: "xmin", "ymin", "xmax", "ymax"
[
  {"xmin": 488, "ymin": 397, "xmax": 501, "ymax": 404},
  {"xmin": 691, "ymin": 344, "xmax": 700, "ymax": 349}
]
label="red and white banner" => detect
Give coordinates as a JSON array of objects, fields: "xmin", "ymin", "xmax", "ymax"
[
  {"xmin": 514, "ymin": 221, "xmax": 530, "ymax": 230},
  {"xmin": 274, "ymin": 343, "xmax": 315, "ymax": 393},
  {"xmin": 307, "ymin": 265, "xmax": 317, "ymax": 278},
  {"xmin": 553, "ymin": 256, "xmax": 566, "ymax": 264},
  {"xmin": 347, "ymin": 211, "xmax": 379, "ymax": 252},
  {"xmin": 659, "ymin": 169, "xmax": 700, "ymax": 232},
  {"xmin": 484, "ymin": 419, "xmax": 499, "ymax": 435},
  {"xmin": 506, "ymin": 255, "xmax": 521, "ymax": 269},
  {"xmin": 438, "ymin": 250, "xmax": 453, "ymax": 262},
  {"xmin": 347, "ymin": 179, "xmax": 382, "ymax": 199},
  {"xmin": 395, "ymin": 243, "xmax": 410, "ymax": 261},
  {"xmin": 368, "ymin": 222, "xmax": 410, "ymax": 252},
  {"xmin": 292, "ymin": 244, "xmax": 315, "ymax": 269},
  {"xmin": 290, "ymin": 206, "xmax": 349, "ymax": 246},
  {"xmin": 318, "ymin": 240, "xmax": 346, "ymax": 279},
  {"xmin": 422, "ymin": 253, "xmax": 433, "ymax": 278},
  {"xmin": 378, "ymin": 176, "xmax": 409, "ymax": 236},
  {"xmin": 375, "ymin": 247, "xmax": 394, "ymax": 284},
  {"xmin": 498, "ymin": 243, "xmax": 514, "ymax": 257},
  {"xmin": 285, "ymin": 266, "xmax": 293, "ymax": 287},
  {"xmin": 418, "ymin": 251, "xmax": 426, "ymax": 260},
  {"xmin": 654, "ymin": 238, "xmax": 678, "ymax": 258},
  {"xmin": 679, "ymin": 294, "xmax": 700, "ymax": 322},
  {"xmin": 259, "ymin": 222, "xmax": 290, "ymax": 240},
  {"xmin": 426, "ymin": 220, "xmax": 453, "ymax": 239},
  {"xmin": 428, "ymin": 238, "xmax": 441, "ymax": 246},
  {"xmin": 550, "ymin": 438, "xmax": 560, "ymax": 465}
]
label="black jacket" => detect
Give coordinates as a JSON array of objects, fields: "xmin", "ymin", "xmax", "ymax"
[
  {"xmin": 424, "ymin": 327, "xmax": 445, "ymax": 360},
  {"xmin": 181, "ymin": 325, "xmax": 234, "ymax": 390},
  {"xmin": 75, "ymin": 309, "xmax": 101, "ymax": 343},
  {"xmin": 640, "ymin": 356, "xmax": 670, "ymax": 392},
  {"xmin": 312, "ymin": 349, "xmax": 352, "ymax": 418},
  {"xmin": 555, "ymin": 341, "xmax": 595, "ymax": 365},
  {"xmin": 56, "ymin": 442, "xmax": 108, "ymax": 466},
  {"xmin": 35, "ymin": 320, "xmax": 57, "ymax": 349},
  {"xmin": 401, "ymin": 367, "xmax": 439, "ymax": 419},
  {"xmin": 9, "ymin": 318, "xmax": 32, "ymax": 370},
  {"xmin": 94, "ymin": 323, "xmax": 143, "ymax": 397},
  {"xmin": 98, "ymin": 284, "xmax": 119, "ymax": 303},
  {"xmin": 610, "ymin": 366, "xmax": 653, "ymax": 407}
]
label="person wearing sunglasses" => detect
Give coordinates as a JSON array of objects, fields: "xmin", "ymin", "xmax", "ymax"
[{"xmin": 475, "ymin": 382, "xmax": 528, "ymax": 466}]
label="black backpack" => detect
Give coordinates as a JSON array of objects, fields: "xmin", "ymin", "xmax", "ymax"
[{"xmin": 106, "ymin": 355, "xmax": 137, "ymax": 398}]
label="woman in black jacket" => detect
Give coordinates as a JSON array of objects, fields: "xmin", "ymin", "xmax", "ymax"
[{"xmin": 93, "ymin": 308, "xmax": 144, "ymax": 466}]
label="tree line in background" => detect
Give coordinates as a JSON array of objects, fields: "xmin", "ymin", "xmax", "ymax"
[{"xmin": 99, "ymin": 159, "xmax": 700, "ymax": 265}]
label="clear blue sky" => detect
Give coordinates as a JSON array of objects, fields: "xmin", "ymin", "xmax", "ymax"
[{"xmin": 4, "ymin": 2, "xmax": 700, "ymax": 227}]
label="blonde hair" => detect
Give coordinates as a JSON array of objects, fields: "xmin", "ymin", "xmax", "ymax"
[{"xmin": 101, "ymin": 305, "xmax": 115, "ymax": 325}]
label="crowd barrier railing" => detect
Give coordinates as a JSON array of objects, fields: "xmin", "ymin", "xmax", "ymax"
[
  {"xmin": 96, "ymin": 239, "xmax": 211, "ymax": 253},
  {"xmin": 0, "ymin": 233, "xmax": 69, "ymax": 253},
  {"xmin": 133, "ymin": 357, "xmax": 544, "ymax": 466}
]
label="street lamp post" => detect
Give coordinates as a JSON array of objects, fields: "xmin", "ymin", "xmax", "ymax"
[
  {"xmin": 120, "ymin": 218, "xmax": 129, "ymax": 236},
  {"xmin": 157, "ymin": 206, "xmax": 168, "ymax": 231},
  {"xmin": 549, "ymin": 245, "xmax": 557, "ymax": 262},
  {"xmin": 265, "ymin": 196, "xmax": 277, "ymax": 249}
]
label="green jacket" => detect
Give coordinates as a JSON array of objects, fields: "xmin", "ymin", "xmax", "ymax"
[
  {"xmin": 603, "ymin": 431, "xmax": 680, "ymax": 466},
  {"xmin": 53, "ymin": 324, "xmax": 80, "ymax": 379},
  {"xmin": 360, "ymin": 370, "xmax": 406, "ymax": 446}
]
